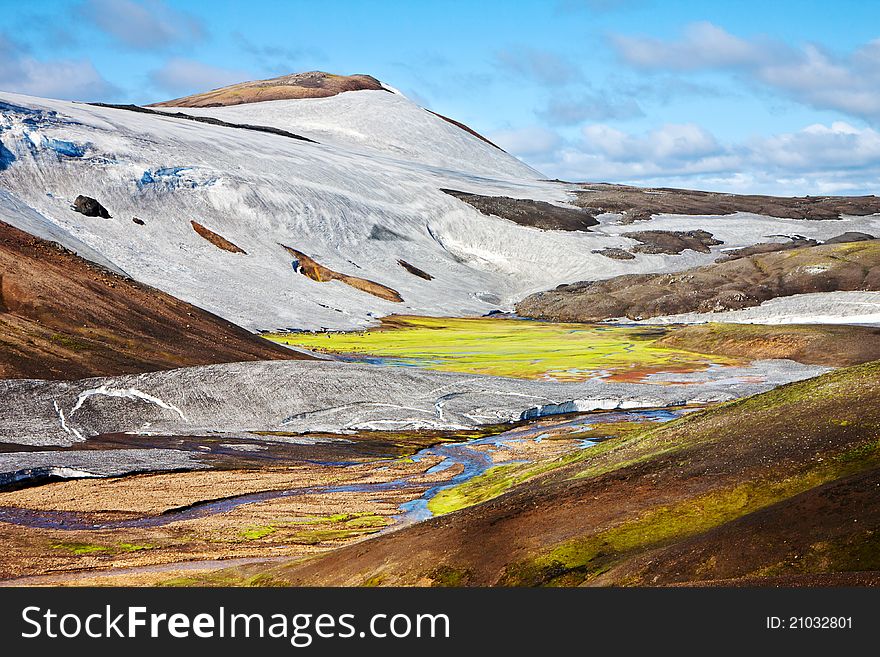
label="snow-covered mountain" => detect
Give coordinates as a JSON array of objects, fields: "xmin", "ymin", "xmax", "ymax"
[{"xmin": 1, "ymin": 75, "xmax": 879, "ymax": 331}]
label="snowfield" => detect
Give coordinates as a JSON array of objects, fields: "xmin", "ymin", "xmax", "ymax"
[
  {"xmin": 622, "ymin": 291, "xmax": 880, "ymax": 326},
  {"xmin": 0, "ymin": 359, "xmax": 827, "ymax": 447},
  {"xmin": 1, "ymin": 89, "xmax": 879, "ymax": 330}
]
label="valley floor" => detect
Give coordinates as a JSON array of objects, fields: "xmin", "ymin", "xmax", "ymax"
[{"xmin": 0, "ymin": 316, "xmax": 877, "ymax": 586}]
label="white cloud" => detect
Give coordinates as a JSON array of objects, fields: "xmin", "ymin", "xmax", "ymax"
[
  {"xmin": 582, "ymin": 122, "xmax": 722, "ymax": 162},
  {"xmin": 78, "ymin": 0, "xmax": 204, "ymax": 50},
  {"xmin": 500, "ymin": 119, "xmax": 880, "ymax": 195},
  {"xmin": 612, "ymin": 22, "xmax": 774, "ymax": 69},
  {"xmin": 495, "ymin": 47, "xmax": 582, "ymax": 86},
  {"xmin": 489, "ymin": 126, "xmax": 563, "ymax": 157},
  {"xmin": 611, "ymin": 22, "xmax": 880, "ymax": 122},
  {"xmin": 148, "ymin": 58, "xmax": 251, "ymax": 96},
  {"xmin": 0, "ymin": 33, "xmax": 117, "ymax": 100},
  {"xmin": 538, "ymin": 93, "xmax": 643, "ymax": 125}
]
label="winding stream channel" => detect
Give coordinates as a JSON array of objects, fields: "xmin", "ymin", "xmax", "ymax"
[{"xmin": 0, "ymin": 408, "xmax": 686, "ymax": 532}]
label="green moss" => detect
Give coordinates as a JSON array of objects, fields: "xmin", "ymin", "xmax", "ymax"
[
  {"xmin": 264, "ymin": 315, "xmax": 733, "ymax": 382},
  {"xmin": 51, "ymin": 542, "xmax": 107, "ymax": 555},
  {"xmin": 361, "ymin": 574, "xmax": 386, "ymax": 587},
  {"xmin": 240, "ymin": 525, "xmax": 276, "ymax": 540},
  {"xmin": 501, "ymin": 439, "xmax": 880, "ymax": 586},
  {"xmin": 429, "ymin": 565, "xmax": 471, "ymax": 587},
  {"xmin": 49, "ymin": 333, "xmax": 90, "ymax": 352},
  {"xmin": 428, "ymin": 465, "xmax": 521, "ymax": 515}
]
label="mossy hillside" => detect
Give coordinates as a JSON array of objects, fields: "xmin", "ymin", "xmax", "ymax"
[
  {"xmin": 265, "ymin": 315, "xmax": 735, "ymax": 381},
  {"xmin": 500, "ymin": 438, "xmax": 880, "ymax": 586},
  {"xmin": 491, "ymin": 362, "xmax": 880, "ymax": 585},
  {"xmin": 428, "ymin": 415, "xmax": 695, "ymax": 516}
]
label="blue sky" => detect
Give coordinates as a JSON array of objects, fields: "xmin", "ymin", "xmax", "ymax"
[{"xmin": 2, "ymin": 0, "xmax": 879, "ymax": 195}]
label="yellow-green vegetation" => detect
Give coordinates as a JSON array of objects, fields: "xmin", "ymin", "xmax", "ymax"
[
  {"xmin": 428, "ymin": 417, "xmax": 684, "ymax": 516},
  {"xmin": 240, "ymin": 525, "xmax": 276, "ymax": 540},
  {"xmin": 265, "ymin": 315, "xmax": 734, "ymax": 381},
  {"xmin": 501, "ymin": 439, "xmax": 880, "ymax": 586},
  {"xmin": 51, "ymin": 542, "xmax": 107, "ymax": 555},
  {"xmin": 290, "ymin": 514, "xmax": 389, "ymax": 545},
  {"xmin": 50, "ymin": 541, "xmax": 156, "ymax": 555}
]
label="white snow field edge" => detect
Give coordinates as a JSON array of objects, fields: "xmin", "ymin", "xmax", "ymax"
[
  {"xmin": 617, "ymin": 291, "xmax": 880, "ymax": 326},
  {"xmin": 2, "ymin": 89, "xmax": 879, "ymax": 331},
  {"xmin": 0, "ymin": 359, "xmax": 827, "ymax": 447}
]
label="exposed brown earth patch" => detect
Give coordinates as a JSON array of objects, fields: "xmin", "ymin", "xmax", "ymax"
[
  {"xmin": 572, "ymin": 182, "xmax": 880, "ymax": 222},
  {"xmin": 280, "ymin": 244, "xmax": 402, "ymax": 302},
  {"xmin": 516, "ymin": 240, "xmax": 880, "ymax": 322},
  {"xmin": 0, "ymin": 220, "xmax": 307, "ymax": 380},
  {"xmin": 442, "ymin": 189, "xmax": 598, "ymax": 232},
  {"xmin": 190, "ymin": 221, "xmax": 246, "ymax": 254},
  {"xmin": 151, "ymin": 72, "xmax": 388, "ymax": 108}
]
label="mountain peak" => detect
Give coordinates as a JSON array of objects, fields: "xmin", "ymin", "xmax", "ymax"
[{"xmin": 150, "ymin": 71, "xmax": 388, "ymax": 108}]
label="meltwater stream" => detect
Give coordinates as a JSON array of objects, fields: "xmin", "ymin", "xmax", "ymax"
[{"xmin": 0, "ymin": 409, "xmax": 686, "ymax": 532}]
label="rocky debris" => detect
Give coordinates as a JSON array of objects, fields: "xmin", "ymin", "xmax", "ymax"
[
  {"xmin": 592, "ymin": 247, "xmax": 636, "ymax": 260},
  {"xmin": 191, "ymin": 221, "xmax": 247, "ymax": 254},
  {"xmin": 623, "ymin": 229, "xmax": 722, "ymax": 255},
  {"xmin": 72, "ymin": 195, "xmax": 110, "ymax": 219},
  {"xmin": 442, "ymin": 189, "xmax": 598, "ymax": 232},
  {"xmin": 132, "ymin": 217, "xmax": 145, "ymax": 225},
  {"xmin": 516, "ymin": 240, "xmax": 880, "ymax": 322},
  {"xmin": 715, "ymin": 237, "xmax": 818, "ymax": 262},
  {"xmin": 280, "ymin": 244, "xmax": 403, "ymax": 302},
  {"xmin": 397, "ymin": 259, "xmax": 433, "ymax": 280},
  {"xmin": 150, "ymin": 71, "xmax": 389, "ymax": 108},
  {"xmin": 825, "ymin": 231, "xmax": 875, "ymax": 244},
  {"xmin": 573, "ymin": 182, "xmax": 880, "ymax": 222}
]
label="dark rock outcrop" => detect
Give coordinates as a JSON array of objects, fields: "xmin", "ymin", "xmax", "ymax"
[
  {"xmin": 623, "ymin": 229, "xmax": 722, "ymax": 255},
  {"xmin": 825, "ymin": 231, "xmax": 875, "ymax": 244},
  {"xmin": 715, "ymin": 237, "xmax": 819, "ymax": 262},
  {"xmin": 72, "ymin": 195, "xmax": 111, "ymax": 218},
  {"xmin": 397, "ymin": 259, "xmax": 433, "ymax": 280},
  {"xmin": 592, "ymin": 247, "xmax": 636, "ymax": 260},
  {"xmin": 442, "ymin": 189, "xmax": 598, "ymax": 232}
]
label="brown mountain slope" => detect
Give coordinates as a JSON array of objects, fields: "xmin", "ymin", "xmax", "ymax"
[
  {"xmin": 231, "ymin": 360, "xmax": 880, "ymax": 586},
  {"xmin": 516, "ymin": 239, "xmax": 880, "ymax": 322},
  {"xmin": 151, "ymin": 71, "xmax": 387, "ymax": 108},
  {"xmin": 0, "ymin": 221, "xmax": 309, "ymax": 380}
]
